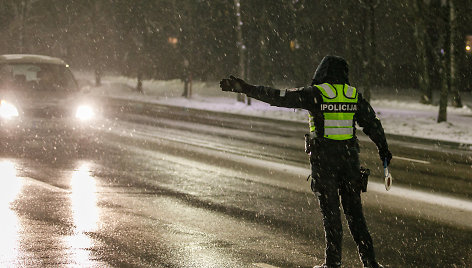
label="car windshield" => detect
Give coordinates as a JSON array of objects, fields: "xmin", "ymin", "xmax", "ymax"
[{"xmin": 0, "ymin": 63, "xmax": 78, "ymax": 92}]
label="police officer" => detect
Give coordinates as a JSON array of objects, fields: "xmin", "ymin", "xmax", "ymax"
[{"xmin": 220, "ymin": 55, "xmax": 391, "ymax": 268}]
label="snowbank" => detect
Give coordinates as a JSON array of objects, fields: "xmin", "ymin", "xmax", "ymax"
[{"xmin": 77, "ymin": 72, "xmax": 472, "ymax": 145}]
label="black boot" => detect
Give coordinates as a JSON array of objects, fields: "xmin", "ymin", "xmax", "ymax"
[
  {"xmin": 313, "ymin": 263, "xmax": 341, "ymax": 268},
  {"xmin": 363, "ymin": 260, "xmax": 384, "ymax": 268}
]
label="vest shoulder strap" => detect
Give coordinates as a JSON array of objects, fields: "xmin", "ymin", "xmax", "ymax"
[
  {"xmin": 344, "ymin": 85, "xmax": 357, "ymax": 99},
  {"xmin": 315, "ymin": 83, "xmax": 336, "ymax": 99}
]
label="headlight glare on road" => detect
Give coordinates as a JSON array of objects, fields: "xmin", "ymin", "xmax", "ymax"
[
  {"xmin": 0, "ymin": 100, "xmax": 19, "ymax": 119},
  {"xmin": 75, "ymin": 105, "xmax": 95, "ymax": 121}
]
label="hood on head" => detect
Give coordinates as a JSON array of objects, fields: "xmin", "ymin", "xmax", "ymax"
[{"xmin": 311, "ymin": 55, "xmax": 349, "ymax": 85}]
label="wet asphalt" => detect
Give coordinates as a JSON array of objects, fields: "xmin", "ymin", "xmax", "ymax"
[{"xmin": 0, "ymin": 99, "xmax": 470, "ymax": 267}]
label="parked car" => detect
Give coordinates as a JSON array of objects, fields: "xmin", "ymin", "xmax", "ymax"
[{"xmin": 0, "ymin": 54, "xmax": 98, "ymax": 138}]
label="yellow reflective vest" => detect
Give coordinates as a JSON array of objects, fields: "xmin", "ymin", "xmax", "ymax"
[{"xmin": 309, "ymin": 83, "xmax": 358, "ymax": 140}]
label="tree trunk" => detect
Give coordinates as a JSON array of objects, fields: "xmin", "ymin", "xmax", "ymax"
[
  {"xmin": 18, "ymin": 0, "xmax": 29, "ymax": 53},
  {"xmin": 369, "ymin": 2, "xmax": 376, "ymax": 86},
  {"xmin": 438, "ymin": 2, "xmax": 451, "ymax": 123},
  {"xmin": 359, "ymin": 0, "xmax": 378, "ymax": 101},
  {"xmin": 437, "ymin": 59, "xmax": 449, "ymax": 123},
  {"xmin": 413, "ymin": 0, "xmax": 432, "ymax": 104},
  {"xmin": 136, "ymin": 71, "xmax": 143, "ymax": 94},
  {"xmin": 95, "ymin": 69, "xmax": 102, "ymax": 87},
  {"xmin": 246, "ymin": 48, "xmax": 251, "ymax": 105},
  {"xmin": 234, "ymin": 0, "xmax": 246, "ymax": 103},
  {"xmin": 449, "ymin": 0, "xmax": 462, "ymax": 107},
  {"xmin": 92, "ymin": 1, "xmax": 102, "ymax": 87}
]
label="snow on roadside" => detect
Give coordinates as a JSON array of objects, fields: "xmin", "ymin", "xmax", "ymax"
[{"xmin": 79, "ymin": 73, "xmax": 472, "ymax": 146}]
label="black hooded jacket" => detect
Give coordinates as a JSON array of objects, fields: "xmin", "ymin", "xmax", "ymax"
[{"xmin": 242, "ymin": 55, "xmax": 389, "ymax": 152}]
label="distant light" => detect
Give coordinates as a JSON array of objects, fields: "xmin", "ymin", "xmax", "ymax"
[
  {"xmin": 466, "ymin": 34, "xmax": 472, "ymax": 53},
  {"xmin": 75, "ymin": 105, "xmax": 95, "ymax": 121},
  {"xmin": 168, "ymin": 37, "xmax": 178, "ymax": 46},
  {"xmin": 290, "ymin": 40, "xmax": 300, "ymax": 51}
]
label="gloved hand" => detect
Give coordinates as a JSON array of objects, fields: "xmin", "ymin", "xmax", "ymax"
[
  {"xmin": 379, "ymin": 149, "xmax": 392, "ymax": 166},
  {"xmin": 219, "ymin": 75, "xmax": 248, "ymax": 93}
]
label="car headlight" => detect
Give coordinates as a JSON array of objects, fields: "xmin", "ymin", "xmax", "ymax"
[
  {"xmin": 75, "ymin": 105, "xmax": 95, "ymax": 121},
  {"xmin": 0, "ymin": 100, "xmax": 19, "ymax": 119}
]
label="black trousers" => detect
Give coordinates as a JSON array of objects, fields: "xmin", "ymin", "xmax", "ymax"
[{"xmin": 310, "ymin": 141, "xmax": 376, "ymax": 267}]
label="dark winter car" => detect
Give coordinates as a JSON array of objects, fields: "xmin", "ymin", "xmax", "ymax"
[{"xmin": 0, "ymin": 54, "xmax": 99, "ymax": 140}]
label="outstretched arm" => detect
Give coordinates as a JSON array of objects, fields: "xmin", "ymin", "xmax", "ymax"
[
  {"xmin": 355, "ymin": 93, "xmax": 392, "ymax": 165},
  {"xmin": 220, "ymin": 75, "xmax": 313, "ymax": 110}
]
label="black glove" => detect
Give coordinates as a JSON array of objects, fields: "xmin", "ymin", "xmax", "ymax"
[
  {"xmin": 219, "ymin": 75, "xmax": 248, "ymax": 93},
  {"xmin": 379, "ymin": 149, "xmax": 392, "ymax": 166}
]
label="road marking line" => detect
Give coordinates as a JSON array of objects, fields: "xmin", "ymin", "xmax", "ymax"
[
  {"xmin": 253, "ymin": 263, "xmax": 280, "ymax": 268},
  {"xmin": 369, "ymin": 182, "xmax": 472, "ymax": 212},
  {"xmin": 393, "ymin": 156, "xmax": 430, "ymax": 164}
]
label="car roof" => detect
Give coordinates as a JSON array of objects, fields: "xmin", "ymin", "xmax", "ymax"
[{"xmin": 0, "ymin": 54, "xmax": 68, "ymax": 66}]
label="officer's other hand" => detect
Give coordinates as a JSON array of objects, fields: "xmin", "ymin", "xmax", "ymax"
[
  {"xmin": 379, "ymin": 149, "xmax": 392, "ymax": 166},
  {"xmin": 219, "ymin": 75, "xmax": 246, "ymax": 93}
]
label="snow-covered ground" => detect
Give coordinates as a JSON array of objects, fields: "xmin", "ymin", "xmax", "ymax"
[{"xmin": 77, "ymin": 73, "xmax": 472, "ymax": 146}]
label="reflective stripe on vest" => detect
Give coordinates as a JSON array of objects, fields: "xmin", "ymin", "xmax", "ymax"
[
  {"xmin": 346, "ymin": 85, "xmax": 356, "ymax": 98},
  {"xmin": 324, "ymin": 128, "xmax": 353, "ymax": 135},
  {"xmin": 318, "ymin": 83, "xmax": 336, "ymax": 98},
  {"xmin": 308, "ymin": 113, "xmax": 315, "ymax": 132},
  {"xmin": 311, "ymin": 83, "xmax": 358, "ymax": 140},
  {"xmin": 324, "ymin": 119, "xmax": 353, "ymax": 127}
]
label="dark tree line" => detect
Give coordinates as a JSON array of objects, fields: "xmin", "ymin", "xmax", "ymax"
[
  {"xmin": 413, "ymin": 0, "xmax": 469, "ymax": 122},
  {"xmin": 0, "ymin": 0, "xmax": 470, "ymax": 115}
]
